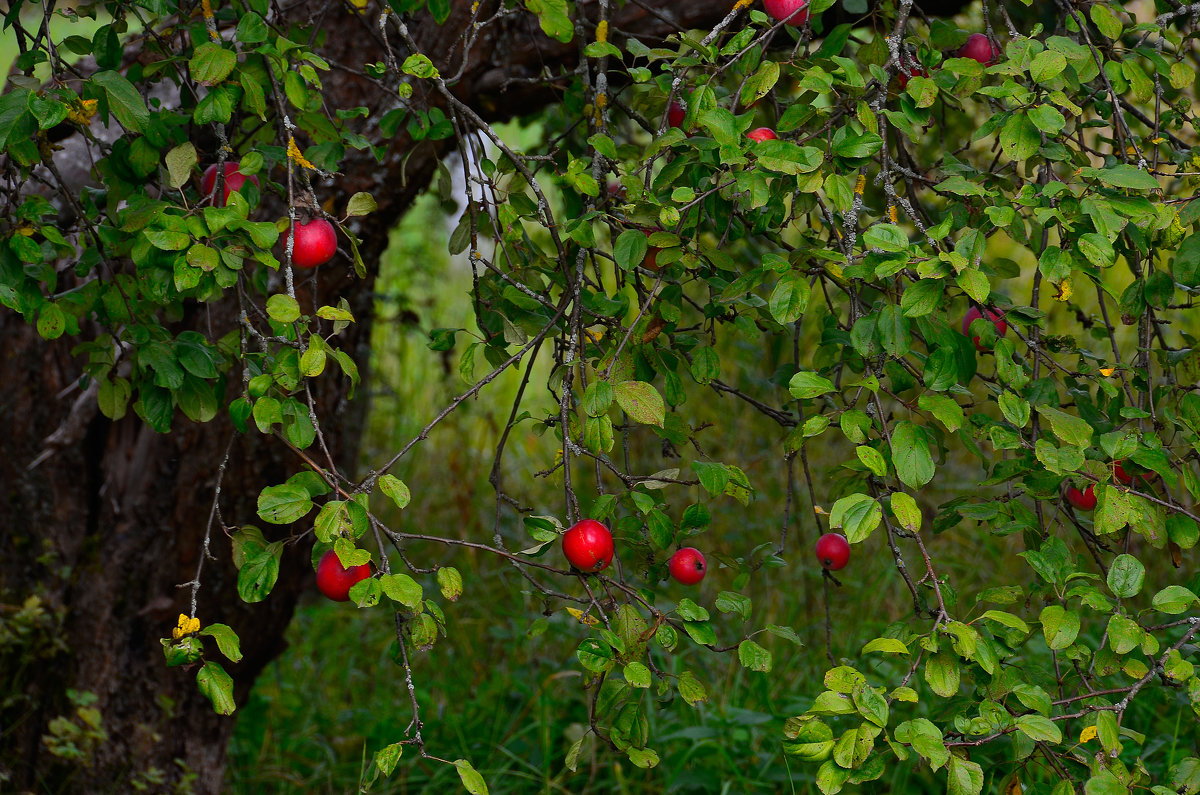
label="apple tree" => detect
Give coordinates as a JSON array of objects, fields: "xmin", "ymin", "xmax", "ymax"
[{"xmin": 2, "ymin": 0, "xmax": 1200, "ymax": 791}]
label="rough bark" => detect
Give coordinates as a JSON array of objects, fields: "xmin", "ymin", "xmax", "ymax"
[{"xmin": 0, "ymin": 0, "xmax": 970, "ymax": 790}]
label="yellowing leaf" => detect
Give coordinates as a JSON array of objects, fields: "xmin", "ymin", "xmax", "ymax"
[
  {"xmin": 1079, "ymin": 725, "xmax": 1097, "ymax": 743},
  {"xmin": 566, "ymin": 607, "xmax": 599, "ymax": 626}
]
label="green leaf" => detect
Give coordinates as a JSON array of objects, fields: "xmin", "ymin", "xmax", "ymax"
[
  {"xmin": 890, "ymin": 421, "xmax": 936, "ymax": 488},
  {"xmin": 862, "ymin": 637, "xmax": 909, "ymax": 655},
  {"xmin": 374, "ymin": 743, "xmax": 403, "ymax": 777},
  {"xmin": 737, "ymin": 640, "xmax": 773, "ymax": 673},
  {"xmin": 437, "ymin": 567, "xmax": 463, "ymax": 601},
  {"xmin": 199, "ymin": 623, "xmax": 243, "ymax": 663},
  {"xmin": 1081, "ymin": 164, "xmax": 1160, "ymax": 192},
  {"xmin": 256, "ymin": 484, "xmax": 313, "ymax": 524},
  {"xmin": 345, "ymin": 192, "xmax": 377, "ymax": 217},
  {"xmin": 379, "ymin": 573, "xmax": 423, "ymax": 608},
  {"xmin": 613, "ymin": 381, "xmax": 665, "ymax": 426},
  {"xmin": 677, "ymin": 671, "xmax": 708, "ymax": 706},
  {"xmin": 1000, "ymin": 112, "xmax": 1039, "ymax": 162},
  {"xmin": 524, "ymin": 0, "xmax": 573, "ymax": 42},
  {"xmin": 379, "ymin": 474, "xmax": 412, "ymax": 509},
  {"xmin": 980, "ymin": 610, "xmax": 1029, "ymax": 634},
  {"xmin": 770, "ymin": 271, "xmax": 811, "ymax": 324},
  {"xmin": 165, "ymin": 142, "xmax": 197, "ymax": 189},
  {"xmin": 454, "ymin": 759, "xmax": 489, "ymax": 795},
  {"xmin": 37, "ymin": 303, "xmax": 65, "ymax": 340},
  {"xmin": 91, "ymin": 70, "xmax": 150, "ymax": 132},
  {"xmin": 266, "ymin": 294, "xmax": 301, "ymax": 323},
  {"xmin": 789, "ymin": 371, "xmax": 837, "ymax": 399},
  {"xmin": 924, "ymin": 651, "xmax": 960, "ymax": 697},
  {"xmin": 889, "ymin": 492, "xmax": 921, "ymax": 533},
  {"xmin": 613, "ymin": 229, "xmax": 649, "ymax": 271},
  {"xmin": 1029, "ymin": 50, "xmax": 1067, "ymax": 83},
  {"xmin": 863, "ymin": 224, "xmax": 908, "ymax": 253},
  {"xmin": 1040, "ymin": 604, "xmax": 1080, "ymax": 649},
  {"xmin": 1039, "ymin": 407, "xmax": 1093, "ymax": 448},
  {"xmin": 401, "ymin": 54, "xmax": 440, "ymax": 79},
  {"xmin": 946, "ymin": 755, "xmax": 983, "ymax": 795},
  {"xmin": 189, "ymin": 42, "xmax": 237, "ymax": 85},
  {"xmin": 829, "ymin": 493, "xmax": 882, "ymax": 543},
  {"xmin": 1015, "ymin": 714, "xmax": 1062, "ymax": 743},
  {"xmin": 895, "ymin": 718, "xmax": 948, "ymax": 770},
  {"xmin": 197, "ymin": 661, "xmax": 236, "ymax": 715},
  {"xmin": 1106, "ymin": 553, "xmax": 1145, "ymax": 598},
  {"xmin": 624, "ymin": 661, "xmax": 652, "ymax": 688},
  {"xmin": 1152, "ymin": 585, "xmax": 1199, "ymax": 614}
]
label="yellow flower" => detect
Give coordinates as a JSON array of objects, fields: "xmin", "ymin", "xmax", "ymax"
[
  {"xmin": 734, "ymin": 0, "xmax": 754, "ymax": 9},
  {"xmin": 1079, "ymin": 725, "xmax": 1097, "ymax": 743},
  {"xmin": 287, "ymin": 137, "xmax": 316, "ymax": 170},
  {"xmin": 172, "ymin": 614, "xmax": 201, "ymax": 640},
  {"xmin": 595, "ymin": 20, "xmax": 608, "ymax": 44},
  {"xmin": 854, "ymin": 175, "xmax": 866, "ymax": 195},
  {"xmin": 887, "ymin": 206, "xmax": 898, "ymax": 223}
]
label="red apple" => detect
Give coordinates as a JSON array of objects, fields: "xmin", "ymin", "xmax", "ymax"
[
  {"xmin": 961, "ymin": 306, "xmax": 1008, "ymax": 351},
  {"xmin": 288, "ymin": 218, "xmax": 338, "ymax": 269},
  {"xmin": 201, "ymin": 162, "xmax": 260, "ymax": 207},
  {"xmin": 747, "ymin": 127, "xmax": 778, "ymax": 142},
  {"xmin": 667, "ymin": 101, "xmax": 686, "ymax": 129},
  {"xmin": 668, "ymin": 547, "xmax": 707, "ymax": 585},
  {"xmin": 897, "ymin": 64, "xmax": 929, "ymax": 89},
  {"xmin": 562, "ymin": 519, "xmax": 614, "ymax": 573},
  {"xmin": 815, "ymin": 533, "xmax": 850, "ymax": 571},
  {"xmin": 958, "ymin": 33, "xmax": 1000, "ymax": 66},
  {"xmin": 316, "ymin": 549, "xmax": 371, "ymax": 602},
  {"xmin": 1114, "ymin": 461, "xmax": 1158, "ymax": 486},
  {"xmin": 642, "ymin": 228, "xmax": 662, "ymax": 271},
  {"xmin": 763, "ymin": 0, "xmax": 810, "ymax": 26},
  {"xmin": 1065, "ymin": 484, "xmax": 1096, "ymax": 511}
]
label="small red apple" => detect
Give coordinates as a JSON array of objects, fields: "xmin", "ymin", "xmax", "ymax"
[
  {"xmin": 1065, "ymin": 484, "xmax": 1096, "ymax": 511},
  {"xmin": 958, "ymin": 33, "xmax": 1000, "ymax": 66},
  {"xmin": 961, "ymin": 306, "xmax": 1008, "ymax": 351},
  {"xmin": 815, "ymin": 533, "xmax": 850, "ymax": 571},
  {"xmin": 747, "ymin": 127, "xmax": 778, "ymax": 142},
  {"xmin": 201, "ymin": 162, "xmax": 260, "ymax": 207},
  {"xmin": 562, "ymin": 519, "xmax": 614, "ymax": 573},
  {"xmin": 763, "ymin": 0, "xmax": 810, "ymax": 26},
  {"xmin": 667, "ymin": 101, "xmax": 686, "ymax": 129},
  {"xmin": 642, "ymin": 228, "xmax": 662, "ymax": 271},
  {"xmin": 316, "ymin": 549, "xmax": 371, "ymax": 602},
  {"xmin": 668, "ymin": 547, "xmax": 707, "ymax": 585},
  {"xmin": 897, "ymin": 64, "xmax": 929, "ymax": 89},
  {"xmin": 1114, "ymin": 461, "xmax": 1158, "ymax": 486},
  {"xmin": 288, "ymin": 218, "xmax": 338, "ymax": 269}
]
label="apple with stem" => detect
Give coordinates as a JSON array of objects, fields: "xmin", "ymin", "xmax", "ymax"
[
  {"xmin": 962, "ymin": 306, "xmax": 1008, "ymax": 351},
  {"xmin": 1065, "ymin": 484, "xmax": 1096, "ymax": 511},
  {"xmin": 958, "ymin": 33, "xmax": 1000, "ymax": 66},
  {"xmin": 288, "ymin": 217, "xmax": 338, "ymax": 269},
  {"xmin": 668, "ymin": 547, "xmax": 707, "ymax": 585},
  {"xmin": 562, "ymin": 519, "xmax": 614, "ymax": 573},
  {"xmin": 763, "ymin": 0, "xmax": 810, "ymax": 26},
  {"xmin": 201, "ymin": 162, "xmax": 259, "ymax": 207},
  {"xmin": 747, "ymin": 127, "xmax": 778, "ymax": 142},
  {"xmin": 316, "ymin": 549, "xmax": 371, "ymax": 602},
  {"xmin": 815, "ymin": 533, "xmax": 850, "ymax": 571}
]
